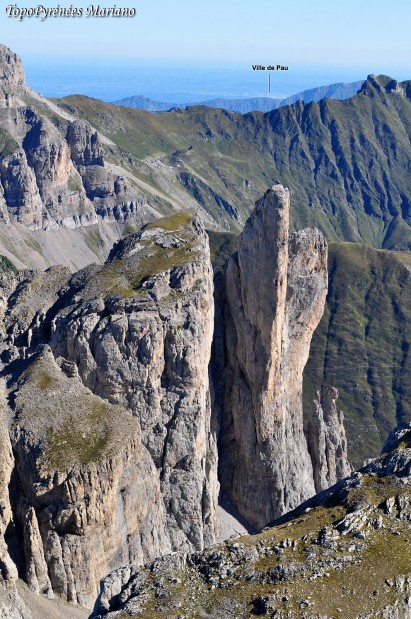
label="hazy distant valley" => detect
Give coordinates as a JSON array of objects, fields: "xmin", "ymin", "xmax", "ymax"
[{"xmin": 113, "ymin": 79, "xmax": 364, "ymax": 113}]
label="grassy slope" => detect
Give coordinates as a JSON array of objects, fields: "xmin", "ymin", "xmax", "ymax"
[
  {"xmin": 56, "ymin": 75, "xmax": 411, "ymax": 248},
  {"xmin": 15, "ymin": 353, "xmax": 137, "ymax": 471},
  {"xmin": 304, "ymin": 243, "xmax": 411, "ymax": 466},
  {"xmin": 104, "ymin": 466, "xmax": 411, "ymax": 619}
]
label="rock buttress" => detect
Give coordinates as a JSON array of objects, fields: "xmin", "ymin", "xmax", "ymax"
[
  {"xmin": 49, "ymin": 213, "xmax": 219, "ymax": 554},
  {"xmin": 0, "ymin": 213, "xmax": 218, "ymax": 605},
  {"xmin": 215, "ymin": 184, "xmax": 328, "ymax": 529}
]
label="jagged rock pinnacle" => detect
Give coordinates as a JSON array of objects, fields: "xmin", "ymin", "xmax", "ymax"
[
  {"xmin": 0, "ymin": 44, "xmax": 26, "ymax": 106},
  {"xmin": 215, "ymin": 184, "xmax": 328, "ymax": 529}
]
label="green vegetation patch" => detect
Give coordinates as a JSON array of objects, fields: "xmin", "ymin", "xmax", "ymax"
[
  {"xmin": 24, "ymin": 235, "xmax": 44, "ymax": 256},
  {"xmin": 127, "ymin": 242, "xmax": 198, "ymax": 290},
  {"xmin": 123, "ymin": 222, "xmax": 138, "ymax": 236},
  {"xmin": 68, "ymin": 175, "xmax": 83, "ymax": 193},
  {"xmin": 114, "ymin": 471, "xmax": 411, "ymax": 618},
  {"xmin": 92, "ymin": 232, "xmax": 198, "ymax": 299},
  {"xmin": 16, "ymin": 353, "xmax": 137, "ymax": 472},
  {"xmin": 85, "ymin": 230, "xmax": 105, "ymax": 256},
  {"xmin": 0, "ymin": 127, "xmax": 19, "ymax": 157},
  {"xmin": 35, "ymin": 369, "xmax": 54, "ymax": 390},
  {"xmin": 0, "ymin": 255, "xmax": 18, "ymax": 273},
  {"xmin": 145, "ymin": 211, "xmax": 193, "ymax": 232},
  {"xmin": 43, "ymin": 401, "xmax": 111, "ymax": 469}
]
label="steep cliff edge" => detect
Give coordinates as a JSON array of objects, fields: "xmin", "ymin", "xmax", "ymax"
[
  {"xmin": 0, "ymin": 212, "xmax": 218, "ymax": 607},
  {"xmin": 10, "ymin": 348, "xmax": 168, "ymax": 607},
  {"xmin": 48, "ymin": 212, "xmax": 219, "ymax": 554},
  {"xmin": 215, "ymin": 185, "xmax": 329, "ymax": 529},
  {"xmin": 0, "ymin": 44, "xmax": 158, "ymax": 271},
  {"xmin": 0, "ymin": 46, "xmax": 26, "ymax": 108}
]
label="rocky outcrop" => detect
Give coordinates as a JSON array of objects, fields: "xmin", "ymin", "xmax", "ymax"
[
  {"xmin": 0, "ymin": 46, "xmax": 26, "ymax": 108},
  {"xmin": 215, "ymin": 185, "xmax": 328, "ymax": 529},
  {"xmin": 0, "ymin": 392, "xmax": 19, "ymax": 589},
  {"xmin": 9, "ymin": 348, "xmax": 169, "ymax": 607},
  {"xmin": 307, "ymin": 386, "xmax": 352, "ymax": 493},
  {"xmin": 91, "ymin": 424, "xmax": 411, "ymax": 619},
  {"xmin": 0, "ymin": 590, "xmax": 32, "ymax": 619},
  {"xmin": 0, "ymin": 378, "xmax": 33, "ymax": 619},
  {"xmin": 0, "ymin": 148, "xmax": 44, "ymax": 227},
  {"xmin": 48, "ymin": 213, "xmax": 219, "ymax": 553},
  {"xmin": 0, "ymin": 44, "xmax": 149, "ymax": 234},
  {"xmin": 0, "ymin": 212, "xmax": 218, "ymax": 606},
  {"xmin": 66, "ymin": 121, "xmax": 104, "ymax": 168}
]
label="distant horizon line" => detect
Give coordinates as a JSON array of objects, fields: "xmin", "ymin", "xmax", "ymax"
[{"xmin": 18, "ymin": 54, "xmax": 409, "ymax": 77}]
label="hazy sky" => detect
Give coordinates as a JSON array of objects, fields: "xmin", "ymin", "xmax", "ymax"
[{"xmin": 1, "ymin": 0, "xmax": 411, "ymax": 76}]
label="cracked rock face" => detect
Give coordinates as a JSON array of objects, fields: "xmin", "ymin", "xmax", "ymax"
[
  {"xmin": 66, "ymin": 120, "xmax": 104, "ymax": 168},
  {"xmin": 0, "ymin": 46, "xmax": 26, "ymax": 107},
  {"xmin": 10, "ymin": 348, "xmax": 168, "ymax": 607},
  {"xmin": 0, "ymin": 213, "xmax": 218, "ymax": 606},
  {"xmin": 49, "ymin": 215, "xmax": 219, "ymax": 554},
  {"xmin": 307, "ymin": 386, "xmax": 353, "ymax": 493},
  {"xmin": 214, "ymin": 185, "xmax": 328, "ymax": 529},
  {"xmin": 0, "ymin": 44, "xmax": 147, "ymax": 233},
  {"xmin": 0, "ymin": 187, "xmax": 336, "ymax": 611}
]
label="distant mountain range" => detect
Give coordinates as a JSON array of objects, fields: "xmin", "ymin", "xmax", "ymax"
[
  {"xmin": 61, "ymin": 74, "xmax": 411, "ymax": 250},
  {"xmin": 113, "ymin": 80, "xmax": 364, "ymax": 114}
]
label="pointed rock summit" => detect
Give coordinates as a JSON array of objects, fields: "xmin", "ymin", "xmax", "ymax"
[{"xmin": 215, "ymin": 184, "xmax": 329, "ymax": 529}]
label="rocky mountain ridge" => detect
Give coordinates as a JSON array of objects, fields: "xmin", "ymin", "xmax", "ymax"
[
  {"xmin": 1, "ymin": 45, "xmax": 411, "ymax": 272},
  {"xmin": 57, "ymin": 73, "xmax": 411, "ymax": 250},
  {"xmin": 0, "ymin": 185, "xmax": 351, "ymax": 616},
  {"xmin": 0, "ymin": 44, "xmax": 147, "ymax": 232},
  {"xmin": 0, "ymin": 44, "xmax": 161, "ymax": 271}
]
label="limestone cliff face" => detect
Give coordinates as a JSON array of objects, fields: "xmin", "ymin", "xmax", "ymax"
[
  {"xmin": 49, "ymin": 214, "xmax": 219, "ymax": 553},
  {"xmin": 0, "ymin": 187, "xmax": 336, "ymax": 610},
  {"xmin": 10, "ymin": 350, "xmax": 169, "ymax": 607},
  {"xmin": 0, "ymin": 213, "xmax": 218, "ymax": 606},
  {"xmin": 0, "ymin": 393, "xmax": 19, "ymax": 589},
  {"xmin": 0, "ymin": 44, "xmax": 149, "ymax": 233},
  {"xmin": 0, "ymin": 148, "xmax": 44, "ymax": 227},
  {"xmin": 215, "ymin": 185, "xmax": 328, "ymax": 529},
  {"xmin": 307, "ymin": 386, "xmax": 353, "ymax": 493},
  {"xmin": 66, "ymin": 120, "xmax": 104, "ymax": 168},
  {"xmin": 0, "ymin": 46, "xmax": 26, "ymax": 108}
]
